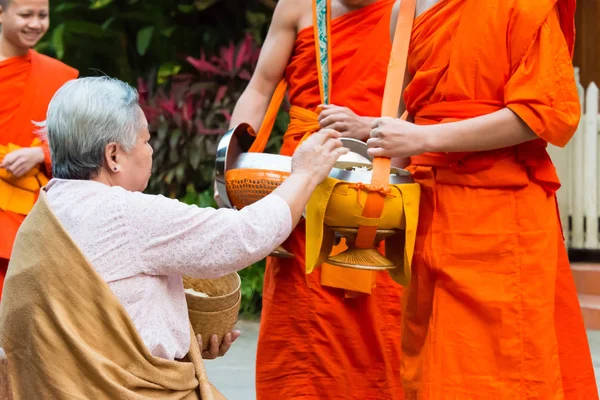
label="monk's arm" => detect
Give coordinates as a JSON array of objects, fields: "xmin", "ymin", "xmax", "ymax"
[
  {"xmin": 425, "ymin": 108, "xmax": 537, "ymax": 152},
  {"xmin": 429, "ymin": 7, "xmax": 578, "ymax": 152},
  {"xmin": 229, "ymin": 0, "xmax": 298, "ymax": 131},
  {"xmin": 370, "ymin": 6, "xmax": 578, "ymax": 158}
]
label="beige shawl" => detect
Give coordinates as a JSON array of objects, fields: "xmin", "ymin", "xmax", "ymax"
[{"xmin": 0, "ymin": 191, "xmax": 225, "ymax": 399}]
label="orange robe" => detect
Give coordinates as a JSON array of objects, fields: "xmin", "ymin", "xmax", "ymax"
[
  {"xmin": 402, "ymin": 0, "xmax": 598, "ymax": 398},
  {"xmin": 0, "ymin": 50, "xmax": 78, "ymax": 295},
  {"xmin": 256, "ymin": 1, "xmax": 405, "ymax": 399}
]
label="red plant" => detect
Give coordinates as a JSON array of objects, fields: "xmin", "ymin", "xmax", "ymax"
[{"xmin": 139, "ymin": 33, "xmax": 263, "ymax": 197}]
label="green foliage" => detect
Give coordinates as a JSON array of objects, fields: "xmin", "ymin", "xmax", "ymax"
[
  {"xmin": 37, "ymin": 0, "xmax": 275, "ymax": 84},
  {"xmin": 139, "ymin": 33, "xmax": 288, "ymax": 198},
  {"xmin": 238, "ymin": 260, "xmax": 265, "ymax": 317}
]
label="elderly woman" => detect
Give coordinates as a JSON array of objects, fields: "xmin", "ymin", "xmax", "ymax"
[{"xmin": 0, "ymin": 76, "xmax": 348, "ymax": 399}]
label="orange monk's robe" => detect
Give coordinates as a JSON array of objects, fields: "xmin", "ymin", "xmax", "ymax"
[
  {"xmin": 0, "ymin": 50, "xmax": 78, "ymax": 295},
  {"xmin": 401, "ymin": 0, "xmax": 598, "ymax": 398},
  {"xmin": 255, "ymin": 1, "xmax": 405, "ymax": 399}
]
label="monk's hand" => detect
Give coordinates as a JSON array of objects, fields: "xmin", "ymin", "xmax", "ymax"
[
  {"xmin": 198, "ymin": 330, "xmax": 241, "ymax": 360},
  {"xmin": 292, "ymin": 129, "xmax": 349, "ymax": 184},
  {"xmin": 317, "ymin": 104, "xmax": 372, "ymax": 141},
  {"xmin": 367, "ymin": 117, "xmax": 429, "ymax": 158},
  {"xmin": 0, "ymin": 147, "xmax": 45, "ymax": 178}
]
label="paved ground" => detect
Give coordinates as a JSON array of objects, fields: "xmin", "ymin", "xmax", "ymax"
[{"xmin": 206, "ymin": 320, "xmax": 600, "ymax": 399}]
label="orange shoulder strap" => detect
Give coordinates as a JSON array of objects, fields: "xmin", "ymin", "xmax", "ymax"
[
  {"xmin": 355, "ymin": 0, "xmax": 416, "ymax": 249},
  {"xmin": 248, "ymin": 79, "xmax": 288, "ymax": 153}
]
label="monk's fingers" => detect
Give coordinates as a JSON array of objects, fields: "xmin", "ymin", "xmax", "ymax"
[
  {"xmin": 12, "ymin": 160, "xmax": 30, "ymax": 177},
  {"xmin": 0, "ymin": 153, "xmax": 16, "ymax": 169},
  {"xmin": 318, "ymin": 113, "xmax": 345, "ymax": 128},
  {"xmin": 317, "ymin": 106, "xmax": 331, "ymax": 121},
  {"xmin": 371, "ymin": 117, "xmax": 384, "ymax": 129},
  {"xmin": 327, "ymin": 121, "xmax": 349, "ymax": 133},
  {"xmin": 369, "ymin": 127, "xmax": 383, "ymax": 139},
  {"xmin": 371, "ymin": 116, "xmax": 396, "ymax": 129},
  {"xmin": 366, "ymin": 137, "xmax": 384, "ymax": 149},
  {"xmin": 11, "ymin": 168, "xmax": 27, "ymax": 178},
  {"xmin": 6, "ymin": 161, "xmax": 23, "ymax": 176},
  {"xmin": 367, "ymin": 147, "xmax": 389, "ymax": 158}
]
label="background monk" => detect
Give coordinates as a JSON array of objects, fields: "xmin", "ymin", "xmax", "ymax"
[
  {"xmin": 0, "ymin": 0, "xmax": 78, "ymax": 297},
  {"xmin": 366, "ymin": 0, "xmax": 598, "ymax": 397},
  {"xmin": 224, "ymin": 0, "xmax": 405, "ymax": 398}
]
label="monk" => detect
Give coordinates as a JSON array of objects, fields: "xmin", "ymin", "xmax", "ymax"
[
  {"xmin": 224, "ymin": 0, "xmax": 405, "ymax": 398},
  {"xmin": 365, "ymin": 0, "xmax": 598, "ymax": 397},
  {"xmin": 0, "ymin": 0, "xmax": 78, "ymax": 297}
]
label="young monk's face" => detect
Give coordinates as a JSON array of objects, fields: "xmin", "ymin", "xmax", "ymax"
[{"xmin": 0, "ymin": 0, "xmax": 49, "ymax": 50}]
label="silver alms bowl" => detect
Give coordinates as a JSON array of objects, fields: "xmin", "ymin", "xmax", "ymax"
[{"xmin": 214, "ymin": 124, "xmax": 413, "ymax": 208}]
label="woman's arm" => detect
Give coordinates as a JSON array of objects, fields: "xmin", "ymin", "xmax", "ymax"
[{"xmin": 133, "ymin": 130, "xmax": 347, "ymax": 278}]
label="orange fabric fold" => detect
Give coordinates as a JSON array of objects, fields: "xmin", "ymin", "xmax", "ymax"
[
  {"xmin": 400, "ymin": 0, "xmax": 597, "ymax": 397},
  {"xmin": 0, "ymin": 50, "xmax": 78, "ymax": 262},
  {"xmin": 256, "ymin": 1, "xmax": 406, "ymax": 399}
]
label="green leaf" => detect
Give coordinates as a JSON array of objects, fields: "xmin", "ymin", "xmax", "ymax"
[
  {"xmin": 55, "ymin": 3, "xmax": 83, "ymax": 12},
  {"xmin": 157, "ymin": 62, "xmax": 181, "ymax": 85},
  {"xmin": 51, "ymin": 23, "xmax": 66, "ymax": 59},
  {"xmin": 169, "ymin": 148, "xmax": 179, "ymax": 164},
  {"xmin": 189, "ymin": 150, "xmax": 201, "ymax": 170},
  {"xmin": 89, "ymin": 0, "xmax": 114, "ymax": 10},
  {"xmin": 245, "ymin": 11, "xmax": 267, "ymax": 29},
  {"xmin": 169, "ymin": 129, "xmax": 182, "ymax": 148},
  {"xmin": 175, "ymin": 165, "xmax": 185, "ymax": 182},
  {"xmin": 65, "ymin": 20, "xmax": 108, "ymax": 38},
  {"xmin": 194, "ymin": 0, "xmax": 220, "ymax": 11},
  {"xmin": 101, "ymin": 16, "xmax": 117, "ymax": 31},
  {"xmin": 160, "ymin": 27, "xmax": 176, "ymax": 38},
  {"xmin": 136, "ymin": 26, "xmax": 155, "ymax": 56},
  {"xmin": 178, "ymin": 4, "xmax": 196, "ymax": 13},
  {"xmin": 164, "ymin": 170, "xmax": 175, "ymax": 184},
  {"xmin": 34, "ymin": 41, "xmax": 52, "ymax": 54},
  {"xmin": 157, "ymin": 122, "xmax": 169, "ymax": 141}
]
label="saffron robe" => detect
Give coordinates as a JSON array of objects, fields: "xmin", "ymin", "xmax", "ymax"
[
  {"xmin": 255, "ymin": 1, "xmax": 405, "ymax": 399},
  {"xmin": 401, "ymin": 0, "xmax": 598, "ymax": 397},
  {"xmin": 0, "ymin": 50, "xmax": 77, "ymax": 295},
  {"xmin": 0, "ymin": 191, "xmax": 224, "ymax": 399}
]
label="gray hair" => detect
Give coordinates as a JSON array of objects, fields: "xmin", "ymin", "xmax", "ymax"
[{"xmin": 41, "ymin": 76, "xmax": 142, "ymax": 180}]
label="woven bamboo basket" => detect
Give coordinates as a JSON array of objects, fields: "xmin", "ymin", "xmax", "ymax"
[{"xmin": 183, "ymin": 273, "xmax": 241, "ymax": 350}]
